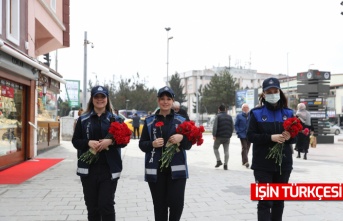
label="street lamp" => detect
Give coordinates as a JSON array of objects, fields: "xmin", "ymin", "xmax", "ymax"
[
  {"xmin": 165, "ymin": 27, "xmax": 173, "ymax": 86},
  {"xmin": 83, "ymin": 31, "xmax": 94, "ymax": 109}
]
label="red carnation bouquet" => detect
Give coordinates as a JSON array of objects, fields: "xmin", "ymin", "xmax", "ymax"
[
  {"xmin": 108, "ymin": 121, "xmax": 132, "ymax": 145},
  {"xmin": 79, "ymin": 122, "xmax": 132, "ymax": 164},
  {"xmin": 160, "ymin": 121, "xmax": 205, "ymax": 170},
  {"xmin": 266, "ymin": 117, "xmax": 303, "ymax": 174}
]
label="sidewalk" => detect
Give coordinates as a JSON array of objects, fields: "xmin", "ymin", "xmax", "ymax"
[{"xmin": 0, "ymin": 134, "xmax": 343, "ymax": 221}]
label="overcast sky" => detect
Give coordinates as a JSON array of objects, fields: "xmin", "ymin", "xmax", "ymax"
[{"xmin": 56, "ymin": 0, "xmax": 343, "ymax": 92}]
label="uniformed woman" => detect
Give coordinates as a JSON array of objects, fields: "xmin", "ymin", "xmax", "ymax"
[
  {"xmin": 72, "ymin": 85, "xmax": 125, "ymax": 221},
  {"xmin": 139, "ymin": 86, "xmax": 192, "ymax": 221},
  {"xmin": 247, "ymin": 78, "xmax": 296, "ymax": 221}
]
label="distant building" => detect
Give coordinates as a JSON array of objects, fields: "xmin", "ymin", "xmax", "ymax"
[
  {"xmin": 172, "ymin": 66, "xmax": 286, "ymax": 122},
  {"xmin": 168, "ymin": 67, "xmax": 343, "ymax": 127}
]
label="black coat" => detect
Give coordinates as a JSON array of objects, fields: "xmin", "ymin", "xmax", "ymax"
[{"xmin": 176, "ymin": 108, "xmax": 190, "ymax": 121}]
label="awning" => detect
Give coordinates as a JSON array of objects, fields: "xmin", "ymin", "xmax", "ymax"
[{"xmin": 0, "ymin": 39, "xmax": 66, "ymax": 84}]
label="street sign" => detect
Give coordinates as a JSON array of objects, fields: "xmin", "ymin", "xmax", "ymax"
[{"xmin": 297, "ymin": 70, "xmax": 331, "ymax": 80}]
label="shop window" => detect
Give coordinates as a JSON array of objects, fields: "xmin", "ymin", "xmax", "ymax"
[
  {"xmin": 6, "ymin": 0, "xmax": 20, "ymax": 45},
  {"xmin": 0, "ymin": 78, "xmax": 23, "ymax": 156},
  {"xmin": 37, "ymin": 74, "xmax": 60, "ymax": 150},
  {"xmin": 37, "ymin": 85, "xmax": 58, "ymax": 122}
]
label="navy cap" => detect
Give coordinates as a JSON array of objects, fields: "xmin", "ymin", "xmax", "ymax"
[
  {"xmin": 157, "ymin": 86, "xmax": 175, "ymax": 98},
  {"xmin": 262, "ymin": 77, "xmax": 280, "ymax": 91},
  {"xmin": 91, "ymin": 86, "xmax": 108, "ymax": 97}
]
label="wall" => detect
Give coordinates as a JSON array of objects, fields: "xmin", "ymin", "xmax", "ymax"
[{"xmin": 60, "ymin": 116, "xmax": 74, "ymax": 141}]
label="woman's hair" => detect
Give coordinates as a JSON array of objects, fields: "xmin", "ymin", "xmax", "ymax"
[{"xmin": 258, "ymin": 89, "xmax": 288, "ymax": 108}]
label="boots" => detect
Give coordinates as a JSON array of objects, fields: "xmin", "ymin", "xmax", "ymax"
[
  {"xmin": 304, "ymin": 153, "xmax": 307, "ymax": 160},
  {"xmin": 296, "ymin": 151, "xmax": 301, "ymax": 158},
  {"xmin": 223, "ymin": 165, "xmax": 228, "ymax": 170},
  {"xmin": 215, "ymin": 160, "xmax": 223, "ymax": 168}
]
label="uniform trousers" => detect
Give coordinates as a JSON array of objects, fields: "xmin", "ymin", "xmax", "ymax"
[
  {"xmin": 81, "ymin": 164, "xmax": 118, "ymax": 221},
  {"xmin": 148, "ymin": 168, "xmax": 186, "ymax": 221},
  {"xmin": 254, "ymin": 170, "xmax": 291, "ymax": 221}
]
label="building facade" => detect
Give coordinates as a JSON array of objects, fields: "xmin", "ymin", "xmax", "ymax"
[
  {"xmin": 0, "ymin": 0, "xmax": 69, "ymax": 170},
  {"xmin": 177, "ymin": 67, "xmax": 286, "ymax": 122},
  {"xmin": 176, "ymin": 67, "xmax": 343, "ymax": 127}
]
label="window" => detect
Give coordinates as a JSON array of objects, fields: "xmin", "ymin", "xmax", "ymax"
[
  {"xmin": 6, "ymin": 0, "xmax": 20, "ymax": 45},
  {"xmin": 50, "ymin": 0, "xmax": 56, "ymax": 12},
  {"xmin": 0, "ymin": 78, "xmax": 24, "ymax": 155}
]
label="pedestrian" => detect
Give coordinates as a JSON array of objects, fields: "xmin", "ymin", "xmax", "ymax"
[
  {"xmin": 132, "ymin": 113, "xmax": 140, "ymax": 139},
  {"xmin": 212, "ymin": 104, "xmax": 234, "ymax": 170},
  {"xmin": 172, "ymin": 101, "xmax": 190, "ymax": 121},
  {"xmin": 234, "ymin": 103, "xmax": 251, "ymax": 168},
  {"xmin": 295, "ymin": 102, "xmax": 313, "ymax": 160},
  {"xmin": 72, "ymin": 85, "xmax": 126, "ymax": 221},
  {"xmin": 247, "ymin": 77, "xmax": 296, "ymax": 221},
  {"xmin": 139, "ymin": 86, "xmax": 193, "ymax": 221}
]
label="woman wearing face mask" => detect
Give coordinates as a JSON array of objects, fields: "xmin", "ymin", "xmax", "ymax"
[{"xmin": 247, "ymin": 77, "xmax": 297, "ymax": 221}]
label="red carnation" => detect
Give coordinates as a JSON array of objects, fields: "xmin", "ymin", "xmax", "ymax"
[{"xmin": 155, "ymin": 122, "xmax": 164, "ymax": 127}]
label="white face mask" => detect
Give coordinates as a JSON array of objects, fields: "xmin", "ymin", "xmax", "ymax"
[{"xmin": 264, "ymin": 93, "xmax": 280, "ymax": 104}]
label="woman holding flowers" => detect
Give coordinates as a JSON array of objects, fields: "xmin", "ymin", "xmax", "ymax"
[
  {"xmin": 139, "ymin": 86, "xmax": 193, "ymax": 221},
  {"xmin": 247, "ymin": 78, "xmax": 297, "ymax": 221},
  {"xmin": 72, "ymin": 85, "xmax": 128, "ymax": 221}
]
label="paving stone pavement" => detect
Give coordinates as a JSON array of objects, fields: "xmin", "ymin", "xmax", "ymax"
[{"xmin": 1, "ymin": 133, "xmax": 343, "ymax": 221}]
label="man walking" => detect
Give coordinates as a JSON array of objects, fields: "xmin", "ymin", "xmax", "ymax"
[
  {"xmin": 132, "ymin": 113, "xmax": 140, "ymax": 139},
  {"xmin": 234, "ymin": 103, "xmax": 251, "ymax": 168},
  {"xmin": 212, "ymin": 104, "xmax": 234, "ymax": 170}
]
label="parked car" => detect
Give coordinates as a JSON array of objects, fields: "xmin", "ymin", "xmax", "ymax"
[
  {"xmin": 119, "ymin": 109, "xmax": 148, "ymax": 119},
  {"xmin": 319, "ymin": 121, "xmax": 341, "ymax": 135},
  {"xmin": 325, "ymin": 124, "xmax": 341, "ymax": 135},
  {"xmin": 124, "ymin": 117, "xmax": 145, "ymax": 138}
]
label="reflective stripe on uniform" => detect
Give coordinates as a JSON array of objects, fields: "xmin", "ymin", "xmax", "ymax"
[
  {"xmin": 77, "ymin": 167, "xmax": 89, "ymax": 174},
  {"xmin": 112, "ymin": 172, "xmax": 121, "ymax": 179},
  {"xmin": 146, "ymin": 168, "xmax": 157, "ymax": 175},
  {"xmin": 171, "ymin": 165, "xmax": 186, "ymax": 172}
]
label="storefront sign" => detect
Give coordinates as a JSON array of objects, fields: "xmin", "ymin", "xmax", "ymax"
[{"xmin": 0, "ymin": 51, "xmax": 38, "ymax": 80}]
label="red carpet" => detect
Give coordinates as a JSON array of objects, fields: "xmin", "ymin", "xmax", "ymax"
[{"xmin": 0, "ymin": 158, "xmax": 63, "ymax": 184}]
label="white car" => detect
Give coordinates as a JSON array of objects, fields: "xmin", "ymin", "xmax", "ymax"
[
  {"xmin": 321, "ymin": 122, "xmax": 341, "ymax": 135},
  {"xmin": 326, "ymin": 124, "xmax": 341, "ymax": 135}
]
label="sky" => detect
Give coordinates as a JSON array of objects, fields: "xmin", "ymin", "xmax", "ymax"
[{"xmin": 55, "ymin": 0, "xmax": 343, "ymax": 97}]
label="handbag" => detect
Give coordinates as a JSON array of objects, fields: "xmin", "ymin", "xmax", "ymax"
[{"xmin": 310, "ymin": 135, "xmax": 317, "ymax": 148}]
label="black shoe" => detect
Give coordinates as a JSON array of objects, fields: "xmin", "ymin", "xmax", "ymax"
[
  {"xmin": 215, "ymin": 161, "xmax": 223, "ymax": 168},
  {"xmin": 304, "ymin": 155, "xmax": 307, "ymax": 160},
  {"xmin": 224, "ymin": 165, "xmax": 228, "ymax": 170},
  {"xmin": 296, "ymin": 156, "xmax": 300, "ymax": 158}
]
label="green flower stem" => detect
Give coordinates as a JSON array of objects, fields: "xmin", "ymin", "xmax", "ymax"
[
  {"xmin": 266, "ymin": 143, "xmax": 284, "ymax": 175},
  {"xmin": 79, "ymin": 149, "xmax": 99, "ymax": 164},
  {"xmin": 160, "ymin": 144, "xmax": 178, "ymax": 171}
]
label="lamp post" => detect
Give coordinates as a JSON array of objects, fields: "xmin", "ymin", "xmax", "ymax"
[
  {"xmin": 83, "ymin": 31, "xmax": 94, "ymax": 109},
  {"xmin": 165, "ymin": 27, "xmax": 173, "ymax": 86}
]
